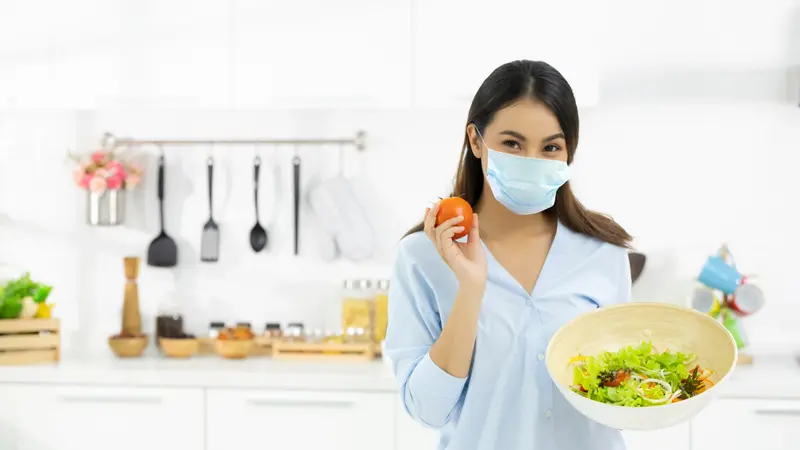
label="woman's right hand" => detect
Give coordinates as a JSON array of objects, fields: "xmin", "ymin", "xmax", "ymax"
[{"xmin": 423, "ymin": 203, "xmax": 487, "ymax": 289}]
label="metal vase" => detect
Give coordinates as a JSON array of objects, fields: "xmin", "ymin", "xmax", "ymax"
[{"xmin": 87, "ymin": 189, "xmax": 125, "ymax": 226}]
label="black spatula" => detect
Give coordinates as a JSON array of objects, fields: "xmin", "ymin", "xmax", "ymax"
[{"xmin": 147, "ymin": 155, "xmax": 178, "ymax": 267}]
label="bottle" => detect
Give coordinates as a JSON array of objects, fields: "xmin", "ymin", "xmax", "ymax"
[{"xmin": 374, "ymin": 279, "xmax": 390, "ymax": 343}]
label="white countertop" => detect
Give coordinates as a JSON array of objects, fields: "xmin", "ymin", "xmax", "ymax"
[
  {"xmin": 0, "ymin": 352, "xmax": 798, "ymax": 399},
  {"xmin": 0, "ymin": 353, "xmax": 399, "ymax": 392}
]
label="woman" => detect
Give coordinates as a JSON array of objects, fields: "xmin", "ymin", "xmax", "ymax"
[{"xmin": 385, "ymin": 60, "xmax": 633, "ymax": 450}]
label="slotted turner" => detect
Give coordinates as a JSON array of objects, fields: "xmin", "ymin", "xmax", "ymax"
[{"xmin": 200, "ymin": 156, "xmax": 219, "ymax": 262}]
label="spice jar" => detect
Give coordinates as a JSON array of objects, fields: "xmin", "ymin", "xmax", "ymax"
[
  {"xmin": 264, "ymin": 322, "xmax": 282, "ymax": 339},
  {"xmin": 285, "ymin": 322, "xmax": 305, "ymax": 342},
  {"xmin": 208, "ymin": 321, "xmax": 226, "ymax": 339},
  {"xmin": 374, "ymin": 279, "xmax": 389, "ymax": 343}
]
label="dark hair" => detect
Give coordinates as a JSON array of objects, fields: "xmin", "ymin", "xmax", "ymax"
[{"xmin": 405, "ymin": 60, "xmax": 632, "ymax": 248}]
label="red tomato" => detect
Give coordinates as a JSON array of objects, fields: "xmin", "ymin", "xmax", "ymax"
[{"xmin": 435, "ymin": 197, "xmax": 473, "ymax": 240}]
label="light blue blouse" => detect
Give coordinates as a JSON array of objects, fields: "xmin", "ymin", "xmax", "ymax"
[{"xmin": 385, "ymin": 221, "xmax": 632, "ymax": 450}]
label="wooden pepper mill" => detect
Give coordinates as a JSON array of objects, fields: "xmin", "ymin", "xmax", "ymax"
[{"xmin": 122, "ymin": 256, "xmax": 142, "ymax": 336}]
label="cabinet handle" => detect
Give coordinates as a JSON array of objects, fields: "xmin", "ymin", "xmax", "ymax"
[
  {"xmin": 247, "ymin": 399, "xmax": 353, "ymax": 409},
  {"xmin": 60, "ymin": 395, "xmax": 162, "ymax": 405},
  {"xmin": 754, "ymin": 409, "xmax": 800, "ymax": 416}
]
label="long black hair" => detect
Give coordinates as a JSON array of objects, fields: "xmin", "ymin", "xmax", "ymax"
[{"xmin": 405, "ymin": 60, "xmax": 631, "ymax": 248}]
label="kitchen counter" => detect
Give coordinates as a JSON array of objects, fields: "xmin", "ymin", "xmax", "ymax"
[
  {"xmin": 0, "ymin": 353, "xmax": 798, "ymax": 398},
  {"xmin": 0, "ymin": 353, "xmax": 398, "ymax": 392}
]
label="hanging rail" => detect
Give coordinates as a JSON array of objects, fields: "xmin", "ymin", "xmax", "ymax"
[{"xmin": 100, "ymin": 130, "xmax": 367, "ymax": 151}]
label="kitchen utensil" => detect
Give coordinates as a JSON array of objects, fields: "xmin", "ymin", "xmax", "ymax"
[
  {"xmin": 215, "ymin": 339, "xmax": 253, "ymax": 359},
  {"xmin": 108, "ymin": 335, "xmax": 148, "ymax": 358},
  {"xmin": 249, "ymin": 156, "xmax": 268, "ymax": 252},
  {"xmin": 689, "ymin": 286, "xmax": 722, "ymax": 317},
  {"xmin": 122, "ymin": 257, "xmax": 142, "ymax": 337},
  {"xmin": 628, "ymin": 252, "xmax": 646, "ymax": 284},
  {"xmin": 159, "ymin": 337, "xmax": 199, "ymax": 358},
  {"xmin": 698, "ymin": 255, "xmax": 743, "ymax": 294},
  {"xmin": 200, "ymin": 156, "xmax": 220, "ymax": 262},
  {"xmin": 146, "ymin": 155, "xmax": 178, "ymax": 267},
  {"xmin": 306, "ymin": 145, "xmax": 375, "ymax": 261},
  {"xmin": 546, "ymin": 302, "xmax": 737, "ymax": 431},
  {"xmin": 729, "ymin": 283, "xmax": 765, "ymax": 316},
  {"xmin": 293, "ymin": 154, "xmax": 301, "ymax": 255}
]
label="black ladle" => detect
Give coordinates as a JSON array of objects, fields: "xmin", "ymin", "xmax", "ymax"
[{"xmin": 249, "ymin": 156, "xmax": 268, "ymax": 252}]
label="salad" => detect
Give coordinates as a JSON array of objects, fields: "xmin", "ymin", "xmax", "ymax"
[{"xmin": 570, "ymin": 341, "xmax": 713, "ymax": 407}]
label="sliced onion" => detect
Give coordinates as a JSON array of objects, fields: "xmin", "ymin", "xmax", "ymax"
[
  {"xmin": 637, "ymin": 378, "xmax": 672, "ymax": 404},
  {"xmin": 668, "ymin": 390, "xmax": 683, "ymax": 403}
]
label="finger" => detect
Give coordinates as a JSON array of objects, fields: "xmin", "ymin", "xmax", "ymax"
[
  {"xmin": 423, "ymin": 204, "xmax": 439, "ymax": 238},
  {"xmin": 434, "ymin": 215, "xmax": 464, "ymax": 241},
  {"xmin": 441, "ymin": 226, "xmax": 465, "ymax": 241},
  {"xmin": 467, "ymin": 213, "xmax": 480, "ymax": 243}
]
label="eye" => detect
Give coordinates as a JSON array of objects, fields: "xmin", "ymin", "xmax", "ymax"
[
  {"xmin": 543, "ymin": 144, "xmax": 561, "ymax": 152},
  {"xmin": 503, "ymin": 140, "xmax": 522, "ymax": 151}
]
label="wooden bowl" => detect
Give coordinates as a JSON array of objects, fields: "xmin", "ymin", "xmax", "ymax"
[
  {"xmin": 159, "ymin": 338, "xmax": 200, "ymax": 358},
  {"xmin": 108, "ymin": 335, "xmax": 148, "ymax": 358},
  {"xmin": 546, "ymin": 302, "xmax": 737, "ymax": 431},
  {"xmin": 214, "ymin": 339, "xmax": 253, "ymax": 359}
]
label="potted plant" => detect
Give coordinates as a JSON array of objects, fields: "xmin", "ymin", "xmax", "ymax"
[{"xmin": 71, "ymin": 148, "xmax": 143, "ymax": 226}]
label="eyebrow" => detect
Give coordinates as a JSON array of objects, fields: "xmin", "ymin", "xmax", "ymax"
[{"xmin": 499, "ymin": 130, "xmax": 566, "ymax": 143}]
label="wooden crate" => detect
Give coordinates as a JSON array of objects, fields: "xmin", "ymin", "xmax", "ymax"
[
  {"xmin": 0, "ymin": 319, "xmax": 60, "ymax": 365},
  {"xmin": 272, "ymin": 341, "xmax": 375, "ymax": 362},
  {"xmin": 198, "ymin": 336, "xmax": 274, "ymax": 356}
]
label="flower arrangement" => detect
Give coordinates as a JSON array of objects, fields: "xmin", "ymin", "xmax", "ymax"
[{"xmin": 72, "ymin": 150, "xmax": 143, "ymax": 195}]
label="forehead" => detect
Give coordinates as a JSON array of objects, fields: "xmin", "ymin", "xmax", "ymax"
[{"xmin": 487, "ymin": 98, "xmax": 562, "ymax": 137}]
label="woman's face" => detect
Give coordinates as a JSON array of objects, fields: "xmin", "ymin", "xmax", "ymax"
[{"xmin": 468, "ymin": 98, "xmax": 569, "ymax": 173}]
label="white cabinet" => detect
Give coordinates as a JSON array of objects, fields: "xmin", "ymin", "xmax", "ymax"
[
  {"xmin": 206, "ymin": 388, "xmax": 395, "ymax": 450},
  {"xmin": 115, "ymin": 0, "xmax": 232, "ymax": 108},
  {"xmin": 692, "ymin": 399, "xmax": 800, "ymax": 450},
  {"xmin": 623, "ymin": 423, "xmax": 690, "ymax": 450},
  {"xmin": 231, "ymin": 0, "xmax": 412, "ymax": 109},
  {"xmin": 395, "ymin": 400, "xmax": 440, "ymax": 450},
  {"xmin": 0, "ymin": 0, "xmax": 126, "ymax": 108},
  {"xmin": 410, "ymin": 0, "xmax": 600, "ymax": 108},
  {"xmin": 0, "ymin": 384, "xmax": 204, "ymax": 450}
]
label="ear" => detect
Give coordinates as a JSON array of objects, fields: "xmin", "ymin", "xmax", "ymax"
[{"xmin": 466, "ymin": 124, "xmax": 482, "ymax": 159}]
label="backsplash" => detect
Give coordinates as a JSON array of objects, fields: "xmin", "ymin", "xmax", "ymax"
[{"xmin": 1, "ymin": 102, "xmax": 798, "ymax": 352}]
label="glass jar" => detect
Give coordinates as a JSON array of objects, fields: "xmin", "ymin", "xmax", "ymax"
[
  {"xmin": 341, "ymin": 279, "xmax": 372, "ymax": 339},
  {"xmin": 285, "ymin": 322, "xmax": 305, "ymax": 342},
  {"xmin": 264, "ymin": 322, "xmax": 282, "ymax": 339},
  {"xmin": 373, "ymin": 279, "xmax": 390, "ymax": 343},
  {"xmin": 208, "ymin": 321, "xmax": 226, "ymax": 339}
]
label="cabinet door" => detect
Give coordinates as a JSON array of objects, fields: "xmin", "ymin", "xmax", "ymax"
[
  {"xmin": 395, "ymin": 400, "xmax": 440, "ymax": 450},
  {"xmin": 623, "ymin": 423, "xmax": 690, "ymax": 450},
  {"xmin": 411, "ymin": 0, "xmax": 600, "ymax": 108},
  {"xmin": 692, "ymin": 399, "xmax": 800, "ymax": 450},
  {"xmin": 0, "ymin": 0, "xmax": 125, "ymax": 108},
  {"xmin": 0, "ymin": 384, "xmax": 204, "ymax": 450},
  {"xmin": 207, "ymin": 389, "xmax": 394, "ymax": 450},
  {"xmin": 115, "ymin": 0, "xmax": 231, "ymax": 108},
  {"xmin": 231, "ymin": 0, "xmax": 412, "ymax": 109}
]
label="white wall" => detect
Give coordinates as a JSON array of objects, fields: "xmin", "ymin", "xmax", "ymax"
[{"xmin": 1, "ymin": 102, "xmax": 799, "ymax": 352}]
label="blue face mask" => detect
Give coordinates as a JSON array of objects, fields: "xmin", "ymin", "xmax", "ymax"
[{"xmin": 478, "ymin": 132, "xmax": 571, "ymax": 215}]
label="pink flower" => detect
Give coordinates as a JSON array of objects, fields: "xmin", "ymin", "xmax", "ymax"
[
  {"xmin": 125, "ymin": 174, "xmax": 141, "ymax": 189},
  {"xmin": 94, "ymin": 168, "xmax": 108, "ymax": 179},
  {"xmin": 80, "ymin": 174, "xmax": 93, "ymax": 189},
  {"xmin": 73, "ymin": 166, "xmax": 87, "ymax": 186},
  {"xmin": 107, "ymin": 175, "xmax": 123, "ymax": 190},
  {"xmin": 91, "ymin": 151, "xmax": 109, "ymax": 165},
  {"xmin": 89, "ymin": 176, "xmax": 107, "ymax": 194},
  {"xmin": 106, "ymin": 160, "xmax": 124, "ymax": 174}
]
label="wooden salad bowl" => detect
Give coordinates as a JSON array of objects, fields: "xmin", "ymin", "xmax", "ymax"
[{"xmin": 545, "ymin": 302, "xmax": 737, "ymax": 430}]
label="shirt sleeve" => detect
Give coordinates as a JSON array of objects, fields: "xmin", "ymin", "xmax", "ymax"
[{"xmin": 384, "ymin": 240, "xmax": 467, "ymax": 429}]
